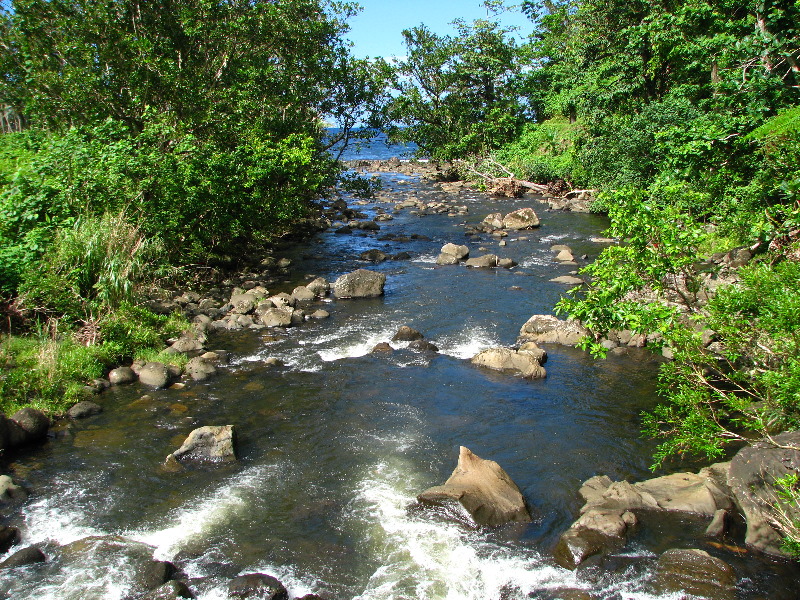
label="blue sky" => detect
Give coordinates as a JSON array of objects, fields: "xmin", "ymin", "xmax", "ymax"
[{"xmin": 344, "ymin": 1, "xmax": 533, "ymax": 59}]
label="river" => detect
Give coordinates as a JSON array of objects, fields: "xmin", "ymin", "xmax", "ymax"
[{"xmin": 0, "ymin": 148, "xmax": 796, "ymax": 598}]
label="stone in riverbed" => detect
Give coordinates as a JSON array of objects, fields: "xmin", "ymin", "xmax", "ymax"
[
  {"xmin": 435, "ymin": 253, "xmax": 459, "ymax": 266},
  {"xmin": 67, "ymin": 401, "xmax": 103, "ymax": 419},
  {"xmin": 333, "ymin": 269, "xmax": 386, "ymax": 299},
  {"xmin": 138, "ymin": 362, "xmax": 171, "ymax": 389},
  {"xmin": 306, "ymin": 277, "xmax": 330, "ymax": 298},
  {"xmin": 471, "ymin": 347, "xmax": 546, "ymax": 379},
  {"xmin": 465, "ymin": 254, "xmax": 499, "ymax": 268},
  {"xmin": 0, "ymin": 545, "xmax": 45, "ymax": 569},
  {"xmin": 392, "ymin": 325, "xmax": 424, "ymax": 342},
  {"xmin": 0, "ymin": 526, "xmax": 20, "ymax": 554},
  {"xmin": 554, "ymin": 509, "xmax": 637, "ymax": 569},
  {"xmin": 59, "ymin": 536, "xmax": 173, "ymax": 596},
  {"xmin": 654, "ymin": 549, "xmax": 736, "ymax": 600},
  {"xmin": 518, "ymin": 315, "xmax": 589, "ymax": 346},
  {"xmin": 502, "ymin": 207, "xmax": 540, "ymax": 230},
  {"xmin": 166, "ymin": 425, "xmax": 236, "ymax": 465},
  {"xmin": 139, "ymin": 580, "xmax": 195, "ymax": 600},
  {"xmin": 440, "ymin": 243, "xmax": 470, "ymax": 260},
  {"xmin": 228, "ymin": 573, "xmax": 288, "ymax": 600},
  {"xmin": 417, "ymin": 446, "xmax": 531, "ymax": 527},
  {"xmin": 184, "ymin": 357, "xmax": 216, "ymax": 381},
  {"xmin": 109, "ymin": 366, "xmax": 137, "ymax": 385},
  {"xmin": 259, "ymin": 307, "xmax": 294, "ymax": 328}
]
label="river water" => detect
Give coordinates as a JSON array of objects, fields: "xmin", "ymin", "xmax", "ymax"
[{"xmin": 0, "ymin": 157, "xmax": 797, "ymax": 598}]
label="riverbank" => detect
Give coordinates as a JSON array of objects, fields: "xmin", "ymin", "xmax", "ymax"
[{"xmin": 0, "ymin": 162, "xmax": 797, "ymax": 599}]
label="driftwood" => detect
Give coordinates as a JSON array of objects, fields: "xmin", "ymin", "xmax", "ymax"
[{"xmin": 461, "ymin": 159, "xmax": 548, "ymax": 197}]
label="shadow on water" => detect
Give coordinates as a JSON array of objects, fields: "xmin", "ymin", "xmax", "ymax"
[{"xmin": 1, "ymin": 170, "xmax": 798, "ymax": 599}]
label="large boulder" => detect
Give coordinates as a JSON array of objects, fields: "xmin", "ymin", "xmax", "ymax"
[
  {"xmin": 59, "ymin": 536, "xmax": 173, "ymax": 597},
  {"xmin": 440, "ymin": 243, "xmax": 470, "ymax": 260},
  {"xmin": 0, "ymin": 546, "xmax": 46, "ymax": 569},
  {"xmin": 728, "ymin": 430, "xmax": 800, "ymax": 556},
  {"xmin": 259, "ymin": 307, "xmax": 294, "ymax": 328},
  {"xmin": 470, "ymin": 347, "xmax": 546, "ymax": 379},
  {"xmin": 654, "ymin": 549, "xmax": 736, "ymax": 600},
  {"xmin": 435, "ymin": 253, "xmax": 459, "ymax": 266},
  {"xmin": 165, "ymin": 425, "xmax": 236, "ymax": 465},
  {"xmin": 333, "ymin": 269, "xmax": 386, "ymax": 299},
  {"xmin": 229, "ymin": 293, "xmax": 258, "ymax": 315},
  {"xmin": 10, "ymin": 408, "xmax": 49, "ymax": 441},
  {"xmin": 228, "ymin": 573, "xmax": 288, "ymax": 600},
  {"xmin": 306, "ymin": 277, "xmax": 330, "ymax": 298},
  {"xmin": 184, "ymin": 357, "xmax": 217, "ymax": 382},
  {"xmin": 502, "ymin": 207, "xmax": 540, "ymax": 230},
  {"xmin": 138, "ymin": 362, "xmax": 171, "ymax": 389},
  {"xmin": 108, "ymin": 366, "xmax": 137, "ymax": 385},
  {"xmin": 417, "ymin": 446, "xmax": 532, "ymax": 527},
  {"xmin": 518, "ymin": 315, "xmax": 589, "ymax": 346}
]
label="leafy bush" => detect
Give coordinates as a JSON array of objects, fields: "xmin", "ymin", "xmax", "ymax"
[{"xmin": 494, "ymin": 117, "xmax": 582, "ymax": 184}]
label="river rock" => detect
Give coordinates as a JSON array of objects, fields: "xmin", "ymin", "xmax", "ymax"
[
  {"xmin": 67, "ymin": 401, "xmax": 103, "ymax": 419},
  {"xmin": 333, "ymin": 269, "xmax": 386, "ymax": 299},
  {"xmin": 465, "ymin": 254, "xmax": 499, "ymax": 268},
  {"xmin": 166, "ymin": 425, "xmax": 236, "ymax": 464},
  {"xmin": 291, "ymin": 286, "xmax": 316, "ymax": 303},
  {"xmin": 482, "ymin": 213, "xmax": 504, "ymax": 229},
  {"xmin": 441, "ymin": 243, "xmax": 469, "ymax": 260},
  {"xmin": 554, "ymin": 509, "xmax": 636, "ymax": 570},
  {"xmin": 184, "ymin": 357, "xmax": 217, "ymax": 381},
  {"xmin": 109, "ymin": 366, "xmax": 137, "ymax": 385},
  {"xmin": 139, "ymin": 580, "xmax": 195, "ymax": 600},
  {"xmin": 728, "ymin": 430, "xmax": 800, "ymax": 556},
  {"xmin": 0, "ymin": 545, "xmax": 45, "ymax": 569},
  {"xmin": 138, "ymin": 362, "xmax": 171, "ymax": 389},
  {"xmin": 554, "ymin": 249, "xmax": 575, "ymax": 262},
  {"xmin": 269, "ymin": 293, "xmax": 296, "ymax": 308},
  {"xmin": 497, "ymin": 257, "xmax": 517, "ymax": 269},
  {"xmin": 229, "ymin": 293, "xmax": 258, "ymax": 315},
  {"xmin": 0, "ymin": 526, "xmax": 20, "ymax": 554},
  {"xmin": 371, "ymin": 342, "xmax": 394, "ymax": 354},
  {"xmin": 417, "ymin": 446, "xmax": 532, "ymax": 527},
  {"xmin": 654, "ymin": 549, "xmax": 736, "ymax": 600},
  {"xmin": 260, "ymin": 307, "xmax": 294, "ymax": 328},
  {"xmin": 518, "ymin": 342, "xmax": 547, "ymax": 364},
  {"xmin": 9, "ymin": 408, "xmax": 49, "ymax": 442},
  {"xmin": 59, "ymin": 536, "xmax": 173, "ymax": 596},
  {"xmin": 392, "ymin": 325, "xmax": 424, "ymax": 342},
  {"xmin": 170, "ymin": 333, "xmax": 205, "ymax": 354},
  {"xmin": 360, "ymin": 249, "xmax": 389, "ymax": 262},
  {"xmin": 550, "ymin": 275, "xmax": 584, "ymax": 285},
  {"xmin": 306, "ymin": 277, "xmax": 330, "ymax": 297},
  {"xmin": 435, "ymin": 253, "xmax": 459, "ymax": 266},
  {"xmin": 518, "ymin": 315, "xmax": 589, "ymax": 346},
  {"xmin": 471, "ymin": 347, "xmax": 546, "ymax": 379},
  {"xmin": 0, "ymin": 475, "xmax": 26, "ymax": 503},
  {"xmin": 502, "ymin": 207, "xmax": 540, "ymax": 230},
  {"xmin": 408, "ymin": 339, "xmax": 439, "ymax": 352},
  {"xmin": 228, "ymin": 573, "xmax": 288, "ymax": 600}
]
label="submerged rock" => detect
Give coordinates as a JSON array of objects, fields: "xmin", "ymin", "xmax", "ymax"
[
  {"xmin": 654, "ymin": 548, "xmax": 736, "ymax": 600},
  {"xmin": 418, "ymin": 446, "xmax": 532, "ymax": 527},
  {"xmin": 228, "ymin": 573, "xmax": 288, "ymax": 600},
  {"xmin": 165, "ymin": 425, "xmax": 236, "ymax": 465},
  {"xmin": 140, "ymin": 580, "xmax": 195, "ymax": 600},
  {"xmin": 59, "ymin": 536, "xmax": 173, "ymax": 597},
  {"xmin": 0, "ymin": 545, "xmax": 45, "ymax": 569},
  {"xmin": 333, "ymin": 269, "xmax": 386, "ymax": 299}
]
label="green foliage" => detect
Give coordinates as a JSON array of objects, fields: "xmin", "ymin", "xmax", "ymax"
[
  {"xmin": 388, "ymin": 3, "xmax": 532, "ymax": 160},
  {"xmin": 642, "ymin": 260, "xmax": 800, "ymax": 466},
  {"xmin": 494, "ymin": 117, "xmax": 581, "ymax": 183},
  {"xmin": 773, "ymin": 472, "xmax": 800, "ymax": 558},
  {"xmin": 99, "ymin": 303, "xmax": 188, "ymax": 359}
]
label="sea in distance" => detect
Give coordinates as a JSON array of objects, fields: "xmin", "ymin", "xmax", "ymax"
[{"xmin": 326, "ymin": 127, "xmax": 420, "ymax": 162}]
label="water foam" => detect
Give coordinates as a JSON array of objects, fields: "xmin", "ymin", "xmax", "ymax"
[
  {"xmin": 349, "ymin": 460, "xmax": 581, "ymax": 600},
  {"xmin": 434, "ymin": 326, "xmax": 501, "ymax": 360}
]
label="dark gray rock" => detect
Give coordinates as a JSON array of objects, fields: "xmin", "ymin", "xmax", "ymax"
[
  {"xmin": 67, "ymin": 401, "xmax": 103, "ymax": 419},
  {"xmin": 392, "ymin": 326, "xmax": 424, "ymax": 342},
  {"xmin": 0, "ymin": 526, "xmax": 20, "ymax": 554},
  {"xmin": 184, "ymin": 357, "xmax": 216, "ymax": 382},
  {"xmin": 139, "ymin": 580, "xmax": 195, "ymax": 600},
  {"xmin": 10, "ymin": 408, "xmax": 49, "ymax": 441},
  {"xmin": 0, "ymin": 546, "xmax": 45, "ymax": 569},
  {"xmin": 138, "ymin": 362, "xmax": 171, "ymax": 389},
  {"xmin": 360, "ymin": 249, "xmax": 389, "ymax": 262},
  {"xmin": 228, "ymin": 573, "xmax": 288, "ymax": 600},
  {"xmin": 654, "ymin": 549, "xmax": 736, "ymax": 600}
]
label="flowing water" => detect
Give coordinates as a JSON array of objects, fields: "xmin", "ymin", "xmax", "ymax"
[{"xmin": 0, "ymin": 163, "xmax": 797, "ymax": 599}]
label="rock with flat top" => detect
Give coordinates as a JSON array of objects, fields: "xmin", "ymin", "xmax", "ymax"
[
  {"xmin": 465, "ymin": 254, "xmax": 499, "ymax": 268},
  {"xmin": 654, "ymin": 549, "xmax": 736, "ymax": 600},
  {"xmin": 333, "ymin": 269, "xmax": 386, "ymax": 299},
  {"xmin": 518, "ymin": 315, "xmax": 589, "ymax": 346},
  {"xmin": 418, "ymin": 446, "xmax": 531, "ymax": 527},
  {"xmin": 440, "ymin": 243, "xmax": 470, "ymax": 260}
]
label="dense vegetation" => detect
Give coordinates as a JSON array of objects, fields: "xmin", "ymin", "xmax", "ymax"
[{"xmin": 0, "ymin": 0, "xmax": 387, "ymax": 414}]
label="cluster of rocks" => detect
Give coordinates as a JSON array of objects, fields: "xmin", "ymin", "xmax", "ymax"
[
  {"xmin": 370, "ymin": 325, "xmax": 439, "ymax": 355},
  {"xmin": 465, "ymin": 207, "xmax": 541, "ymax": 239},
  {"xmin": 0, "ymin": 532, "xmax": 326, "ymax": 600},
  {"xmin": 470, "ymin": 344, "xmax": 547, "ymax": 379},
  {"xmin": 552, "ymin": 430, "xmax": 800, "ymax": 598},
  {"xmin": 434, "ymin": 242, "xmax": 518, "ymax": 269}
]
